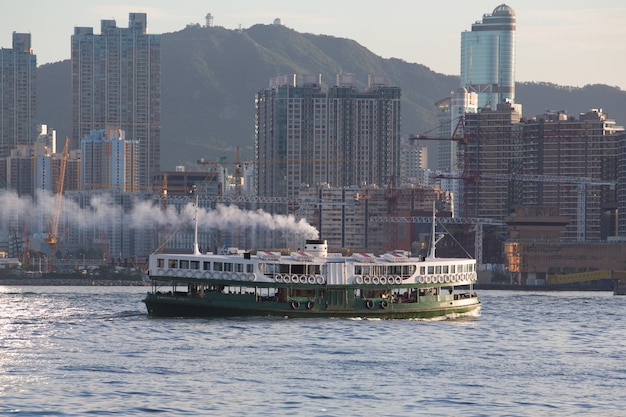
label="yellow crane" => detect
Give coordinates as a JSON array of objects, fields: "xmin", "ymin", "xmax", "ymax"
[{"xmin": 44, "ymin": 137, "xmax": 69, "ymax": 249}]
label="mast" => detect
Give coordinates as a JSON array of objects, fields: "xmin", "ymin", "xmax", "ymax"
[
  {"xmin": 427, "ymin": 201, "xmax": 444, "ymax": 259},
  {"xmin": 192, "ymin": 186, "xmax": 200, "ymax": 255}
]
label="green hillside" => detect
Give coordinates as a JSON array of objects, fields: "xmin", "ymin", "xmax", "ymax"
[{"xmin": 37, "ymin": 23, "xmax": 626, "ymax": 171}]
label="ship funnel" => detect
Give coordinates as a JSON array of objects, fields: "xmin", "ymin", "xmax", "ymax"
[{"xmin": 305, "ymin": 239, "xmax": 328, "ymax": 257}]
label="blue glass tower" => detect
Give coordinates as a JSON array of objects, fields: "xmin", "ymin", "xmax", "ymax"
[{"xmin": 460, "ymin": 4, "xmax": 516, "ymax": 108}]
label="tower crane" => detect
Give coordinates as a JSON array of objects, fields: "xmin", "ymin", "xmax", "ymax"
[
  {"xmin": 371, "ymin": 215, "xmax": 504, "ymax": 270},
  {"xmin": 44, "ymin": 137, "xmax": 70, "ymax": 251},
  {"xmin": 439, "ymin": 172, "xmax": 616, "ymax": 242}
]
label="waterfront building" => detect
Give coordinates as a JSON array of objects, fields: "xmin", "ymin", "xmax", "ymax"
[
  {"xmin": 71, "ymin": 13, "xmax": 161, "ymax": 188},
  {"xmin": 0, "ymin": 32, "xmax": 36, "ymax": 156},
  {"xmin": 460, "ymin": 4, "xmax": 516, "ymax": 109},
  {"xmin": 464, "ymin": 106, "xmax": 621, "ymax": 243}
]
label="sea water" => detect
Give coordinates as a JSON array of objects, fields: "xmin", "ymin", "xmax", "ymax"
[{"xmin": 0, "ymin": 286, "xmax": 625, "ymax": 416}]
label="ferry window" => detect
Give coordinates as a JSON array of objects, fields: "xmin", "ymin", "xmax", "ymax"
[
  {"xmin": 190, "ymin": 261, "xmax": 199, "ymax": 270},
  {"xmin": 247, "ymin": 264, "xmax": 253, "ymax": 273},
  {"xmin": 435, "ymin": 266, "xmax": 441, "ymax": 274},
  {"xmin": 203, "ymin": 261, "xmax": 211, "ymax": 271},
  {"xmin": 235, "ymin": 263, "xmax": 243, "ymax": 273},
  {"xmin": 355, "ymin": 265, "xmax": 362, "ymax": 275},
  {"xmin": 224, "ymin": 263, "xmax": 233, "ymax": 272},
  {"xmin": 427, "ymin": 266, "xmax": 434, "ymax": 274},
  {"xmin": 420, "ymin": 266, "xmax": 425, "ymax": 275},
  {"xmin": 214, "ymin": 262, "xmax": 223, "ymax": 271},
  {"xmin": 391, "ymin": 266, "xmax": 401, "ymax": 275},
  {"xmin": 362, "ymin": 266, "xmax": 371, "ymax": 275},
  {"xmin": 180, "ymin": 260, "xmax": 189, "ymax": 269},
  {"xmin": 450, "ymin": 265, "xmax": 456, "ymax": 273},
  {"xmin": 403, "ymin": 265, "xmax": 416, "ymax": 275},
  {"xmin": 168, "ymin": 259, "xmax": 178, "ymax": 268},
  {"xmin": 157, "ymin": 258, "xmax": 164, "ymax": 268},
  {"xmin": 442, "ymin": 265, "xmax": 449, "ymax": 273}
]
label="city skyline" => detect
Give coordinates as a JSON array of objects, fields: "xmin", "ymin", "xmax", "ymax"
[{"xmin": 3, "ymin": 1, "xmax": 626, "ymax": 90}]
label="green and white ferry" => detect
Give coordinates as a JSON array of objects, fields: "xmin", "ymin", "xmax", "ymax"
[{"xmin": 143, "ymin": 211, "xmax": 481, "ymax": 319}]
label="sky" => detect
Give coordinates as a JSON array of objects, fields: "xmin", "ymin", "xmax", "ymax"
[{"xmin": 2, "ymin": 0, "xmax": 626, "ymax": 90}]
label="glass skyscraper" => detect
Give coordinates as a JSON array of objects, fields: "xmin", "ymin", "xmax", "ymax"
[
  {"xmin": 71, "ymin": 13, "xmax": 161, "ymax": 188},
  {"xmin": 460, "ymin": 4, "xmax": 516, "ymax": 108}
]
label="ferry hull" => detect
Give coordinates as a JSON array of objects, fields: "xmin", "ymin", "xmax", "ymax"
[{"xmin": 143, "ymin": 290, "xmax": 481, "ymax": 319}]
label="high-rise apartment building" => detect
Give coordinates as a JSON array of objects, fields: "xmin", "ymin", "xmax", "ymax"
[
  {"xmin": 256, "ymin": 74, "xmax": 401, "ymax": 206},
  {"xmin": 0, "ymin": 32, "xmax": 36, "ymax": 154},
  {"xmin": 460, "ymin": 4, "xmax": 516, "ymax": 109},
  {"xmin": 81, "ymin": 127, "xmax": 139, "ymax": 191},
  {"xmin": 71, "ymin": 13, "xmax": 160, "ymax": 187}
]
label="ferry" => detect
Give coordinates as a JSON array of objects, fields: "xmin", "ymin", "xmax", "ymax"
[{"xmin": 143, "ymin": 207, "xmax": 481, "ymax": 319}]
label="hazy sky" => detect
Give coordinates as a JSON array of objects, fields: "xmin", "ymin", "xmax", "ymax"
[{"xmin": 3, "ymin": 1, "xmax": 626, "ymax": 90}]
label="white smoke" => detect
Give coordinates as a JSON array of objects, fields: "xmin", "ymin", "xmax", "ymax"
[{"xmin": 0, "ymin": 190, "xmax": 319, "ymax": 240}]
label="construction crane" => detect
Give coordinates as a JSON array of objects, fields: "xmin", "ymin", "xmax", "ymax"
[
  {"xmin": 463, "ymin": 172, "xmax": 616, "ymax": 242},
  {"xmin": 44, "ymin": 137, "xmax": 70, "ymax": 250},
  {"xmin": 371, "ymin": 215, "xmax": 505, "ymax": 270},
  {"xmin": 408, "ymin": 116, "xmax": 468, "ymax": 144}
]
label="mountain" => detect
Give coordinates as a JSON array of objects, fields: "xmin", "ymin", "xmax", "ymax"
[{"xmin": 37, "ymin": 23, "xmax": 626, "ymax": 170}]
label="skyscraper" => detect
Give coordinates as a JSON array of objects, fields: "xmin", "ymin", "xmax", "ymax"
[
  {"xmin": 71, "ymin": 13, "xmax": 160, "ymax": 188},
  {"xmin": 0, "ymin": 32, "xmax": 36, "ymax": 153},
  {"xmin": 80, "ymin": 127, "xmax": 139, "ymax": 192},
  {"xmin": 256, "ymin": 74, "xmax": 401, "ymax": 205},
  {"xmin": 460, "ymin": 4, "xmax": 516, "ymax": 108}
]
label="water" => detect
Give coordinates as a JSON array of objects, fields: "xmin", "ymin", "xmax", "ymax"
[{"xmin": 1, "ymin": 287, "xmax": 625, "ymax": 416}]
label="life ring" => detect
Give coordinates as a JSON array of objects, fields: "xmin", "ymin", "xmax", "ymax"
[
  {"xmin": 203, "ymin": 271, "xmax": 211, "ymax": 279},
  {"xmin": 299, "ymin": 275, "xmax": 307, "ymax": 284},
  {"xmin": 365, "ymin": 299, "xmax": 374, "ymax": 309},
  {"xmin": 364, "ymin": 276, "xmax": 372, "ymax": 284},
  {"xmin": 175, "ymin": 269, "xmax": 184, "ymax": 277},
  {"xmin": 425, "ymin": 276, "xmax": 431, "ymax": 284},
  {"xmin": 355, "ymin": 276, "xmax": 364, "ymax": 284},
  {"xmin": 379, "ymin": 276, "xmax": 387, "ymax": 285},
  {"xmin": 307, "ymin": 275, "xmax": 316, "ymax": 284},
  {"xmin": 290, "ymin": 300, "xmax": 300, "ymax": 310},
  {"xmin": 438, "ymin": 275, "xmax": 445, "ymax": 284},
  {"xmin": 444, "ymin": 275, "xmax": 451, "ymax": 283},
  {"xmin": 372, "ymin": 276, "xmax": 380, "ymax": 285},
  {"xmin": 291, "ymin": 275, "xmax": 299, "ymax": 283},
  {"xmin": 316, "ymin": 276, "xmax": 325, "ymax": 285},
  {"xmin": 306, "ymin": 301, "xmax": 315, "ymax": 309},
  {"xmin": 275, "ymin": 274, "xmax": 283, "ymax": 283},
  {"xmin": 380, "ymin": 300, "xmax": 389, "ymax": 309},
  {"xmin": 248, "ymin": 273, "xmax": 256, "ymax": 281},
  {"xmin": 222, "ymin": 272, "xmax": 230, "ymax": 280},
  {"xmin": 418, "ymin": 276, "xmax": 425, "ymax": 284},
  {"xmin": 395, "ymin": 276, "xmax": 402, "ymax": 285}
]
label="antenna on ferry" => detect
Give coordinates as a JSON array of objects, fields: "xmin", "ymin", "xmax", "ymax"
[
  {"xmin": 191, "ymin": 186, "xmax": 201, "ymax": 255},
  {"xmin": 427, "ymin": 201, "xmax": 445, "ymax": 260}
]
